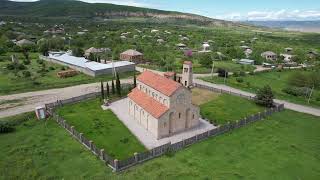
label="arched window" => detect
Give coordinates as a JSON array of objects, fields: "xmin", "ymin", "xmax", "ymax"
[
  {"xmin": 163, "ymin": 99, "xmax": 167, "ymax": 105},
  {"xmin": 179, "ymin": 113, "xmax": 181, "ymax": 119},
  {"xmin": 192, "ymin": 114, "xmax": 195, "ymax": 119}
]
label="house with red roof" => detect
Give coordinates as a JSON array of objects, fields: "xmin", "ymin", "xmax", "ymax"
[{"xmin": 128, "ymin": 67, "xmax": 199, "ymax": 139}]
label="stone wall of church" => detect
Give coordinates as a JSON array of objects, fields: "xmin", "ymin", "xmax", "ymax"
[{"xmin": 128, "ymin": 98, "xmax": 159, "ymax": 138}]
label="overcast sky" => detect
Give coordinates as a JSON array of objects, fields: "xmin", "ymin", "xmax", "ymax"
[{"xmin": 11, "ymin": 0, "xmax": 320, "ymax": 21}]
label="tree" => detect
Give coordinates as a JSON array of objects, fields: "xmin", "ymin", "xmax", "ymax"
[
  {"xmin": 88, "ymin": 53, "xmax": 95, "ymax": 61},
  {"xmin": 116, "ymin": 73, "xmax": 121, "ymax": 96},
  {"xmin": 255, "ymin": 85, "xmax": 274, "ymax": 108},
  {"xmin": 111, "ymin": 79, "xmax": 115, "ymax": 94},
  {"xmin": 133, "ymin": 72, "xmax": 137, "ymax": 88},
  {"xmin": 173, "ymin": 73, "xmax": 177, "ymax": 81},
  {"xmin": 100, "ymin": 81, "xmax": 105, "ymax": 100},
  {"xmin": 72, "ymin": 47, "xmax": 84, "ymax": 57},
  {"xmin": 106, "ymin": 82, "xmax": 110, "ymax": 97}
]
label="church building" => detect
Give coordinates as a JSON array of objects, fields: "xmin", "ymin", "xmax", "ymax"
[{"xmin": 128, "ymin": 61, "xmax": 200, "ymax": 139}]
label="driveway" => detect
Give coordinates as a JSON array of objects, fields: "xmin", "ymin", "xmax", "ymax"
[{"xmin": 108, "ymin": 98, "xmax": 216, "ymax": 149}]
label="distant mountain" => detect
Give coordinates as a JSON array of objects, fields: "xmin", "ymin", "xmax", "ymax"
[
  {"xmin": 244, "ymin": 21, "xmax": 320, "ymax": 33},
  {"xmin": 0, "ymin": 0, "xmax": 240, "ymax": 27}
]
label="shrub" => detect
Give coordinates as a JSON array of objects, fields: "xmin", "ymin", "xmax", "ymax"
[
  {"xmin": 17, "ymin": 64, "xmax": 26, "ymax": 70},
  {"xmin": 0, "ymin": 122, "xmax": 15, "ymax": 134},
  {"xmin": 217, "ymin": 68, "xmax": 228, "ymax": 78},
  {"xmin": 48, "ymin": 66, "xmax": 55, "ymax": 71},
  {"xmin": 255, "ymin": 85, "xmax": 274, "ymax": 108},
  {"xmin": 282, "ymin": 86, "xmax": 311, "ymax": 97},
  {"xmin": 249, "ymin": 71, "xmax": 255, "ymax": 75},
  {"xmin": 61, "ymin": 66, "xmax": 66, "ymax": 71},
  {"xmin": 239, "ymin": 71, "xmax": 246, "ymax": 77},
  {"xmin": 6, "ymin": 63, "xmax": 15, "ymax": 70},
  {"xmin": 233, "ymin": 71, "xmax": 239, "ymax": 77},
  {"xmin": 236, "ymin": 77, "xmax": 244, "ymax": 83},
  {"xmin": 37, "ymin": 59, "xmax": 44, "ymax": 64},
  {"xmin": 23, "ymin": 59, "xmax": 31, "ymax": 65},
  {"xmin": 22, "ymin": 71, "xmax": 31, "ymax": 77}
]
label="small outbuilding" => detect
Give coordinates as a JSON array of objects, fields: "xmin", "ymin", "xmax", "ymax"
[
  {"xmin": 120, "ymin": 49, "xmax": 144, "ymax": 63},
  {"xmin": 15, "ymin": 39, "xmax": 35, "ymax": 47},
  {"xmin": 261, "ymin": 51, "xmax": 277, "ymax": 61},
  {"xmin": 239, "ymin": 59, "xmax": 255, "ymax": 65}
]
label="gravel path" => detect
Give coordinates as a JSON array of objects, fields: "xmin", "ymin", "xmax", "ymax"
[{"xmin": 0, "ymin": 79, "xmax": 132, "ymax": 118}]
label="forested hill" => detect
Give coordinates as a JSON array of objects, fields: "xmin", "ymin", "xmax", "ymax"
[{"xmin": 0, "ymin": 0, "xmax": 232, "ymax": 26}]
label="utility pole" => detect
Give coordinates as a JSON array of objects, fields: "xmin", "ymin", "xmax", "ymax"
[
  {"xmin": 211, "ymin": 61, "xmax": 215, "ymax": 79},
  {"xmin": 307, "ymin": 85, "xmax": 315, "ymax": 104}
]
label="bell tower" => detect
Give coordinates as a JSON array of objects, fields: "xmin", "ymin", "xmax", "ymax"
[{"xmin": 181, "ymin": 61, "xmax": 193, "ymax": 88}]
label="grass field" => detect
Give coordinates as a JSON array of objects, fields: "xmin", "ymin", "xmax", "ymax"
[
  {"xmin": 199, "ymin": 93, "xmax": 265, "ymax": 125},
  {"xmin": 0, "ymin": 52, "xmax": 134, "ymax": 95},
  {"xmin": 1, "ymin": 110, "xmax": 319, "ymax": 179},
  {"xmin": 56, "ymin": 98, "xmax": 146, "ymax": 160},
  {"xmin": 202, "ymin": 69, "xmax": 320, "ymax": 108}
]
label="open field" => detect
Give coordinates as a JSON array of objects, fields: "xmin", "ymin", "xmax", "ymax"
[
  {"xmin": 199, "ymin": 93, "xmax": 265, "ymax": 125},
  {"xmin": 56, "ymin": 98, "xmax": 146, "ymax": 160},
  {"xmin": 191, "ymin": 88, "xmax": 220, "ymax": 105},
  {"xmin": 0, "ymin": 52, "xmax": 134, "ymax": 95},
  {"xmin": 1, "ymin": 110, "xmax": 319, "ymax": 179},
  {"xmin": 202, "ymin": 69, "xmax": 320, "ymax": 108}
]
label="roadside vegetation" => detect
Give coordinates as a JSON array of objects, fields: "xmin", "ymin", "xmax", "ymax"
[{"xmin": 202, "ymin": 68, "xmax": 320, "ymax": 107}]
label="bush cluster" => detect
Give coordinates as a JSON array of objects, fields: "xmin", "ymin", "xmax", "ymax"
[
  {"xmin": 282, "ymin": 86, "xmax": 311, "ymax": 97},
  {"xmin": 0, "ymin": 122, "xmax": 15, "ymax": 134}
]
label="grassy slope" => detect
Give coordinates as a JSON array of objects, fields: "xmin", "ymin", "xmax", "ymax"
[
  {"xmin": 202, "ymin": 69, "xmax": 320, "ymax": 108},
  {"xmin": 200, "ymin": 93, "xmax": 265, "ymax": 125},
  {"xmin": 56, "ymin": 98, "xmax": 146, "ymax": 160},
  {"xmin": 0, "ymin": 53, "xmax": 133, "ymax": 95},
  {"xmin": 1, "ymin": 110, "xmax": 319, "ymax": 179}
]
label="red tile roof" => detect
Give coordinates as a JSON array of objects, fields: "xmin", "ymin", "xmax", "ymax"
[
  {"xmin": 137, "ymin": 71, "xmax": 181, "ymax": 96},
  {"xmin": 184, "ymin": 61, "xmax": 192, "ymax": 65},
  {"xmin": 128, "ymin": 88, "xmax": 169, "ymax": 118}
]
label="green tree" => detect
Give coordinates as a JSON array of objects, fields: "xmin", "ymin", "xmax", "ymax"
[
  {"xmin": 72, "ymin": 47, "xmax": 84, "ymax": 57},
  {"xmin": 133, "ymin": 72, "xmax": 137, "ymax": 88},
  {"xmin": 116, "ymin": 73, "xmax": 121, "ymax": 96},
  {"xmin": 100, "ymin": 81, "xmax": 105, "ymax": 100},
  {"xmin": 106, "ymin": 82, "xmax": 110, "ymax": 97},
  {"xmin": 255, "ymin": 85, "xmax": 274, "ymax": 108},
  {"xmin": 111, "ymin": 79, "xmax": 115, "ymax": 94}
]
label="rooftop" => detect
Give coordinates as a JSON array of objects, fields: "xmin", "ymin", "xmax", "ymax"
[
  {"xmin": 128, "ymin": 88, "xmax": 169, "ymax": 119},
  {"xmin": 121, "ymin": 49, "xmax": 143, "ymax": 56},
  {"xmin": 137, "ymin": 71, "xmax": 182, "ymax": 97}
]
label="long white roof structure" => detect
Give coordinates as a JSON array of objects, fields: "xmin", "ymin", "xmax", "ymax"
[{"xmin": 49, "ymin": 52, "xmax": 134, "ymax": 71}]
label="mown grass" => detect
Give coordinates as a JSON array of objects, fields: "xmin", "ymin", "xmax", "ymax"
[
  {"xmin": 200, "ymin": 93, "xmax": 265, "ymax": 125},
  {"xmin": 1, "ymin": 110, "xmax": 319, "ymax": 179},
  {"xmin": 202, "ymin": 69, "xmax": 320, "ymax": 108},
  {"xmin": 56, "ymin": 98, "xmax": 146, "ymax": 160},
  {"xmin": 0, "ymin": 52, "xmax": 134, "ymax": 95}
]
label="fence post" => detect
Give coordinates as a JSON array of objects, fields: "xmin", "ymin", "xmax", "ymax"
[
  {"xmin": 134, "ymin": 152, "xmax": 139, "ymax": 163},
  {"xmin": 79, "ymin": 133, "xmax": 83, "ymax": 142},
  {"xmin": 71, "ymin": 126, "xmax": 74, "ymax": 135},
  {"xmin": 114, "ymin": 159, "xmax": 119, "ymax": 172},
  {"xmin": 100, "ymin": 149, "xmax": 105, "ymax": 161},
  {"xmin": 63, "ymin": 120, "xmax": 66, "ymax": 128},
  {"xmin": 89, "ymin": 140, "xmax": 93, "ymax": 150}
]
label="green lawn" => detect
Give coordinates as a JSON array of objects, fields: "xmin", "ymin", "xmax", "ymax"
[
  {"xmin": 202, "ymin": 69, "xmax": 320, "ymax": 108},
  {"xmin": 56, "ymin": 98, "xmax": 146, "ymax": 160},
  {"xmin": 0, "ymin": 52, "xmax": 134, "ymax": 95},
  {"xmin": 1, "ymin": 110, "xmax": 319, "ymax": 179},
  {"xmin": 200, "ymin": 93, "xmax": 265, "ymax": 125}
]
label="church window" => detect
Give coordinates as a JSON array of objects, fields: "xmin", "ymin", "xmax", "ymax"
[{"xmin": 179, "ymin": 113, "xmax": 181, "ymax": 119}]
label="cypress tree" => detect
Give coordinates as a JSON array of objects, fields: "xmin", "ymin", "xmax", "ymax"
[
  {"xmin": 116, "ymin": 73, "xmax": 121, "ymax": 96},
  {"xmin": 111, "ymin": 79, "xmax": 115, "ymax": 94},
  {"xmin": 100, "ymin": 81, "xmax": 105, "ymax": 99},
  {"xmin": 106, "ymin": 82, "xmax": 110, "ymax": 97},
  {"xmin": 133, "ymin": 72, "xmax": 137, "ymax": 88},
  {"xmin": 173, "ymin": 72, "xmax": 177, "ymax": 81}
]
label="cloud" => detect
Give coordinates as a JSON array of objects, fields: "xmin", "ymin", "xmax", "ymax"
[{"xmin": 215, "ymin": 9, "xmax": 320, "ymax": 21}]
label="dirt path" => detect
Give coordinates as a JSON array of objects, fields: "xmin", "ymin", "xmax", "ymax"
[{"xmin": 0, "ymin": 79, "xmax": 132, "ymax": 118}]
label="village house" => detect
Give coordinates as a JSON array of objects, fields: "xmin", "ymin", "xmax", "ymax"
[
  {"xmin": 15, "ymin": 39, "xmax": 35, "ymax": 47},
  {"xmin": 84, "ymin": 47, "xmax": 111, "ymax": 59},
  {"xmin": 261, "ymin": 51, "xmax": 277, "ymax": 61},
  {"xmin": 128, "ymin": 61, "xmax": 199, "ymax": 139},
  {"xmin": 44, "ymin": 26, "xmax": 65, "ymax": 35},
  {"xmin": 120, "ymin": 49, "xmax": 144, "ymax": 63}
]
